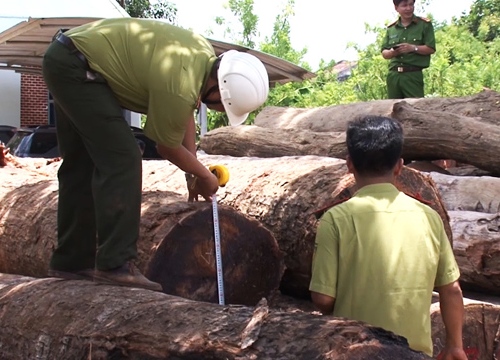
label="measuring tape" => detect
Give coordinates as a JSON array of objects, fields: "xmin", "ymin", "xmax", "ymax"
[
  {"xmin": 209, "ymin": 165, "xmax": 229, "ymax": 305},
  {"xmin": 211, "ymin": 194, "xmax": 224, "ymax": 305}
]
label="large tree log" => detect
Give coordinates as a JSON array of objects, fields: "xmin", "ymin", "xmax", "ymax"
[
  {"xmin": 393, "ymin": 101, "xmax": 500, "ymax": 175},
  {"xmin": 200, "ymin": 125, "xmax": 347, "ymax": 158},
  {"xmin": 429, "ymin": 173, "xmax": 500, "ymax": 213},
  {"xmin": 242, "ymin": 91, "xmax": 500, "ymax": 174},
  {"xmin": 0, "ymin": 273, "xmax": 432, "ymax": 360},
  {"xmin": 143, "ymin": 155, "xmax": 451, "ymax": 298},
  {"xmin": 200, "ymin": 111, "xmax": 500, "ymax": 174},
  {"xmin": 431, "ymin": 298, "xmax": 500, "ymax": 360},
  {"xmin": 450, "ymin": 210, "xmax": 500, "ymax": 295},
  {"xmin": 0, "ymin": 156, "xmax": 452, "ymax": 299},
  {"xmin": 270, "ymin": 290, "xmax": 500, "ymax": 360},
  {"xmin": 254, "ymin": 90, "xmax": 500, "ymax": 130},
  {"xmin": 0, "ymin": 169, "xmax": 283, "ymax": 306}
]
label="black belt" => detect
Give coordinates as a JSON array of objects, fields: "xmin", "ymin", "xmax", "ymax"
[
  {"xmin": 55, "ymin": 32, "xmax": 89, "ymax": 67},
  {"xmin": 390, "ymin": 66, "xmax": 423, "ymax": 73}
]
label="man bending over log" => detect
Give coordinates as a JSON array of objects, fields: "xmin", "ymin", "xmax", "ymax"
[
  {"xmin": 42, "ymin": 18, "xmax": 269, "ymax": 291},
  {"xmin": 309, "ymin": 116, "xmax": 466, "ymax": 359}
]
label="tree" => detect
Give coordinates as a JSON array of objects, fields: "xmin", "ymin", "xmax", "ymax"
[
  {"xmin": 457, "ymin": 0, "xmax": 500, "ymax": 41},
  {"xmin": 117, "ymin": 0, "xmax": 177, "ymax": 22}
]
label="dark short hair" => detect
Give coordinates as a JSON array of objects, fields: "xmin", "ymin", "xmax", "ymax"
[
  {"xmin": 346, "ymin": 116, "xmax": 403, "ymax": 176},
  {"xmin": 393, "ymin": 0, "xmax": 414, "ymax": 6}
]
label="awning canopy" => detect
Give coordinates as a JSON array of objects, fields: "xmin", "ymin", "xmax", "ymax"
[{"xmin": 0, "ymin": 17, "xmax": 316, "ymax": 83}]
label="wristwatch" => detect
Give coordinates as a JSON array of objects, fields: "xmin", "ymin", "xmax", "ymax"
[{"xmin": 414, "ymin": 46, "xmax": 418, "ymax": 52}]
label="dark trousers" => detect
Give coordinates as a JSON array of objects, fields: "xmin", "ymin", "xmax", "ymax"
[
  {"xmin": 42, "ymin": 40, "xmax": 142, "ymax": 271},
  {"xmin": 386, "ymin": 70, "xmax": 424, "ymax": 99}
]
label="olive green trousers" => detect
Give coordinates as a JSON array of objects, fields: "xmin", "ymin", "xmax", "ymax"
[
  {"xmin": 42, "ymin": 40, "xmax": 142, "ymax": 271},
  {"xmin": 386, "ymin": 70, "xmax": 424, "ymax": 99}
]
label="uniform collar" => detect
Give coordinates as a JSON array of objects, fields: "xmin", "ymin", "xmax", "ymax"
[
  {"xmin": 354, "ymin": 183, "xmax": 399, "ymax": 197},
  {"xmin": 396, "ymin": 15, "xmax": 419, "ymax": 27}
]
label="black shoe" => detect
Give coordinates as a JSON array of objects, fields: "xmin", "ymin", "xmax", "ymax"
[
  {"xmin": 47, "ymin": 268, "xmax": 95, "ymax": 281},
  {"xmin": 93, "ymin": 262, "xmax": 162, "ymax": 292}
]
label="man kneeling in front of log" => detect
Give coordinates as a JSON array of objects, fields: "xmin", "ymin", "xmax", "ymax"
[{"xmin": 309, "ymin": 115, "xmax": 466, "ymax": 359}]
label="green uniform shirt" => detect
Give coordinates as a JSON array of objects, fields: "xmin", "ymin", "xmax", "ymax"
[
  {"xmin": 66, "ymin": 18, "xmax": 217, "ymax": 147},
  {"xmin": 309, "ymin": 183, "xmax": 459, "ymax": 356},
  {"xmin": 382, "ymin": 16, "xmax": 436, "ymax": 69}
]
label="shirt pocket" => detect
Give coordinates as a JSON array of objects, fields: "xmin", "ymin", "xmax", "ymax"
[
  {"xmin": 408, "ymin": 33, "xmax": 423, "ymax": 45},
  {"xmin": 388, "ymin": 34, "xmax": 400, "ymax": 48}
]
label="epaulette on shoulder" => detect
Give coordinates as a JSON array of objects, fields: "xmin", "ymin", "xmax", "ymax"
[
  {"xmin": 387, "ymin": 19, "xmax": 398, "ymax": 28},
  {"xmin": 313, "ymin": 196, "xmax": 351, "ymax": 220},
  {"xmin": 417, "ymin": 16, "xmax": 431, "ymax": 22},
  {"xmin": 404, "ymin": 191, "xmax": 433, "ymax": 206}
]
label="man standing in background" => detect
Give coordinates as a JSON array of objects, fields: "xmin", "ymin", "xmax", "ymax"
[{"xmin": 381, "ymin": 0, "xmax": 436, "ymax": 99}]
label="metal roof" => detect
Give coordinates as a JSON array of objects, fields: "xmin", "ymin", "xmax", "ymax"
[
  {"xmin": 0, "ymin": 17, "xmax": 316, "ymax": 83},
  {"xmin": 0, "ymin": 17, "xmax": 101, "ymax": 73}
]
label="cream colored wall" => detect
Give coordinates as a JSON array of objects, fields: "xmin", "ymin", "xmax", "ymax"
[{"xmin": 0, "ymin": 70, "xmax": 21, "ymax": 127}]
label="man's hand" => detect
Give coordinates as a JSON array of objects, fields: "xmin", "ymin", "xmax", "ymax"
[
  {"xmin": 391, "ymin": 42, "xmax": 415, "ymax": 55},
  {"xmin": 436, "ymin": 281, "xmax": 466, "ymax": 360},
  {"xmin": 186, "ymin": 172, "xmax": 219, "ymax": 202},
  {"xmin": 437, "ymin": 346, "xmax": 468, "ymax": 360}
]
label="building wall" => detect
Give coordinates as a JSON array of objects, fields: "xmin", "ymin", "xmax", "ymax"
[
  {"xmin": 0, "ymin": 70, "xmax": 21, "ymax": 127},
  {"xmin": 18, "ymin": 72, "xmax": 142, "ymax": 128},
  {"xmin": 20, "ymin": 73, "xmax": 48, "ymax": 127}
]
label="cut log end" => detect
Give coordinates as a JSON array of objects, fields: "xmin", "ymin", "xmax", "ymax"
[{"xmin": 146, "ymin": 206, "xmax": 285, "ymax": 306}]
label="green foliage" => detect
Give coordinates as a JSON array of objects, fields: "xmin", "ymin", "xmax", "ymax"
[
  {"xmin": 118, "ymin": 0, "xmax": 177, "ymax": 22},
  {"xmin": 190, "ymin": 0, "xmax": 500, "ymax": 135},
  {"xmin": 227, "ymin": 0, "xmax": 259, "ymax": 48},
  {"xmin": 457, "ymin": 0, "xmax": 500, "ymax": 41},
  {"xmin": 259, "ymin": 0, "xmax": 308, "ymax": 66}
]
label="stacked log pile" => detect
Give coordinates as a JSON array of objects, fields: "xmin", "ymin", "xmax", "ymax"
[
  {"xmin": 198, "ymin": 90, "xmax": 500, "ymax": 358},
  {"xmin": 0, "ymin": 273, "xmax": 432, "ymax": 360},
  {"xmin": 0, "ymin": 160, "xmax": 284, "ymax": 306},
  {"xmin": 2, "ymin": 90, "xmax": 500, "ymax": 358}
]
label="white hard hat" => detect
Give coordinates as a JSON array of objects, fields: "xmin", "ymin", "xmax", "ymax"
[{"xmin": 218, "ymin": 50, "xmax": 270, "ymax": 126}]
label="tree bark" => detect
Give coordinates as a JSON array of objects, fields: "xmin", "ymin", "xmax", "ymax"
[
  {"xmin": 393, "ymin": 101, "xmax": 500, "ymax": 175},
  {"xmin": 254, "ymin": 90, "xmax": 500, "ymax": 131},
  {"xmin": 199, "ymin": 125, "xmax": 347, "ymax": 159},
  {"xmin": 431, "ymin": 298, "xmax": 500, "ymax": 360},
  {"xmin": 0, "ymin": 168, "xmax": 283, "ymax": 306},
  {"xmin": 143, "ymin": 155, "xmax": 451, "ymax": 298},
  {"xmin": 246, "ymin": 91, "xmax": 500, "ymax": 174},
  {"xmin": 200, "ymin": 111, "xmax": 500, "ymax": 175},
  {"xmin": 0, "ymin": 273, "xmax": 432, "ymax": 360},
  {"xmin": 0, "ymin": 156, "xmax": 452, "ymax": 300},
  {"xmin": 429, "ymin": 173, "xmax": 500, "ymax": 213},
  {"xmin": 449, "ymin": 211, "xmax": 500, "ymax": 295}
]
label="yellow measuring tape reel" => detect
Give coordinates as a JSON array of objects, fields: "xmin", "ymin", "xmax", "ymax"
[{"xmin": 209, "ymin": 165, "xmax": 230, "ymax": 187}]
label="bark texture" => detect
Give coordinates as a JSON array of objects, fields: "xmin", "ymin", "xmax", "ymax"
[
  {"xmin": 0, "ymin": 167, "xmax": 283, "ymax": 306},
  {"xmin": 431, "ymin": 299, "xmax": 500, "ymax": 360},
  {"xmin": 200, "ymin": 125, "xmax": 347, "ymax": 159},
  {"xmin": 254, "ymin": 90, "xmax": 500, "ymax": 130},
  {"xmin": 0, "ymin": 154, "xmax": 453, "ymax": 299},
  {"xmin": 393, "ymin": 101, "xmax": 500, "ymax": 174},
  {"xmin": 200, "ymin": 109, "xmax": 500, "ymax": 175},
  {"xmin": 0, "ymin": 273, "xmax": 432, "ymax": 360},
  {"xmin": 429, "ymin": 173, "xmax": 500, "ymax": 213},
  {"xmin": 143, "ymin": 155, "xmax": 451, "ymax": 298},
  {"xmin": 450, "ymin": 211, "xmax": 500, "ymax": 295},
  {"xmin": 243, "ymin": 91, "xmax": 500, "ymax": 174}
]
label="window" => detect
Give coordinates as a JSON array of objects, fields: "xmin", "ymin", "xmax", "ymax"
[{"xmin": 48, "ymin": 92, "xmax": 55, "ymax": 125}]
